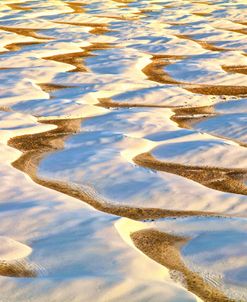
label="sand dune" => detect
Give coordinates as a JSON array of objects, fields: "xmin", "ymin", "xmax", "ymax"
[
  {"xmin": 131, "ymin": 229, "xmax": 234, "ymax": 302},
  {"xmin": 134, "ymin": 152, "xmax": 247, "ymax": 195},
  {"xmin": 0, "ymin": 0, "xmax": 247, "ymax": 301}
]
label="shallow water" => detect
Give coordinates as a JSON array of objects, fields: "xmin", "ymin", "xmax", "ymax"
[{"xmin": 0, "ymin": 0, "xmax": 247, "ymax": 301}]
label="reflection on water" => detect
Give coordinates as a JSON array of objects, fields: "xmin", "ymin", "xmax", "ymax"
[{"xmin": 0, "ymin": 0, "xmax": 247, "ymax": 301}]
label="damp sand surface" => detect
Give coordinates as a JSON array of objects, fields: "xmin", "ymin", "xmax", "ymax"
[{"xmin": 0, "ymin": 0, "xmax": 247, "ymax": 301}]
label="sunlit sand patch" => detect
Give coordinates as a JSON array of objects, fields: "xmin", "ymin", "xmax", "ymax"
[
  {"xmin": 151, "ymin": 216, "xmax": 247, "ymax": 300},
  {"xmin": 0, "ymin": 133, "xmax": 205, "ymax": 301},
  {"xmin": 192, "ymin": 12, "xmax": 211, "ymax": 17},
  {"xmin": 34, "ymin": 82, "xmax": 80, "ymax": 104},
  {"xmin": 97, "ymin": 85, "xmax": 221, "ymax": 108},
  {"xmin": 142, "ymin": 54, "xmax": 187, "ymax": 85},
  {"xmin": 169, "ymin": 105, "xmax": 247, "ymax": 147},
  {"xmin": 171, "ymin": 106, "xmax": 217, "ymax": 129},
  {"xmin": 234, "ymin": 21, "xmax": 247, "ymax": 26},
  {"xmin": 0, "ymin": 0, "xmax": 246, "ymax": 299},
  {"xmin": 54, "ymin": 21, "xmax": 111, "ymax": 35},
  {"xmin": 163, "ymin": 4, "xmax": 177, "ymax": 9},
  {"xmin": 64, "ymin": 2, "xmax": 87, "ymax": 14},
  {"xmin": 43, "ymin": 51, "xmax": 90, "ymax": 72},
  {"xmin": 135, "ymin": 8, "xmax": 159, "ymax": 16},
  {"xmin": 191, "ymin": 1, "xmax": 213, "ymax": 5},
  {"xmin": 37, "ymin": 83, "xmax": 75, "ymax": 94},
  {"xmin": 0, "ymin": 260, "xmax": 36, "ymax": 278},
  {"xmin": 188, "ymin": 111, "xmax": 247, "ymax": 147},
  {"xmin": 0, "ymin": 26, "xmax": 54, "ymax": 40},
  {"xmin": 141, "ymin": 55, "xmax": 247, "ymax": 97},
  {"xmin": 6, "ymin": 2, "xmax": 32, "ymax": 11},
  {"xmin": 134, "ymin": 152, "xmax": 247, "ymax": 195},
  {"xmin": 0, "ymin": 236, "xmax": 36, "ymax": 278},
  {"xmin": 175, "ymin": 34, "xmax": 231, "ymax": 52},
  {"xmin": 94, "ymin": 14, "xmax": 139, "ymax": 21},
  {"xmin": 166, "ymin": 21, "xmax": 189, "ymax": 26},
  {"xmin": 0, "ymin": 106, "xmax": 11, "ymax": 112},
  {"xmin": 8, "ymin": 117, "xmax": 219, "ymax": 220},
  {"xmin": 150, "ymin": 133, "xmax": 247, "ymax": 168},
  {"xmin": 0, "ymin": 76, "xmax": 50, "ymax": 106},
  {"xmin": 220, "ymin": 27, "xmax": 247, "ymax": 36},
  {"xmin": 221, "ymin": 65, "xmax": 247, "ymax": 75},
  {"xmin": 111, "ymin": 0, "xmax": 135, "ymax": 3},
  {"xmin": 131, "ymin": 228, "xmax": 235, "ymax": 302},
  {"xmin": 184, "ymin": 84, "xmax": 247, "ymax": 96},
  {"xmin": 43, "ymin": 42, "xmax": 115, "ymax": 72},
  {"xmin": 114, "ymin": 217, "xmax": 194, "ymax": 297},
  {"xmin": 1, "ymin": 41, "xmax": 45, "ymax": 52},
  {"xmin": 84, "ymin": 42, "xmax": 115, "ymax": 51},
  {"xmin": 0, "ymin": 236, "xmax": 31, "ymax": 261},
  {"xmin": 97, "ymin": 97, "xmax": 169, "ymax": 108},
  {"xmin": 115, "ymin": 218, "xmax": 152, "ymax": 250},
  {"xmin": 89, "ymin": 26, "xmax": 110, "ymax": 35}
]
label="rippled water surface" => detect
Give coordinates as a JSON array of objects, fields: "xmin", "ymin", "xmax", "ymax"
[{"xmin": 0, "ymin": 0, "xmax": 247, "ymax": 301}]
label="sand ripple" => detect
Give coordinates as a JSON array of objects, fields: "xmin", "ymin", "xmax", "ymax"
[{"xmin": 0, "ymin": 0, "xmax": 247, "ymax": 300}]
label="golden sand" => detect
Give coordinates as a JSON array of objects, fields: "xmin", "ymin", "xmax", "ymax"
[
  {"xmin": 8, "ymin": 118, "xmax": 218, "ymax": 221},
  {"xmin": 0, "ymin": 106, "xmax": 11, "ymax": 112},
  {"xmin": 0, "ymin": 260, "xmax": 36, "ymax": 278},
  {"xmin": 185, "ymin": 84, "xmax": 247, "ymax": 96},
  {"xmin": 131, "ymin": 229, "xmax": 235, "ymax": 302},
  {"xmin": 112, "ymin": 0, "xmax": 135, "ymax": 3},
  {"xmin": 171, "ymin": 105, "xmax": 247, "ymax": 148},
  {"xmin": 191, "ymin": 1, "xmax": 213, "ymax": 5},
  {"xmin": 134, "ymin": 152, "xmax": 247, "ymax": 195},
  {"xmin": 43, "ymin": 51, "xmax": 90, "ymax": 72},
  {"xmin": 0, "ymin": 1, "xmax": 246, "ymax": 300},
  {"xmin": 222, "ymin": 28, "xmax": 247, "ymax": 35},
  {"xmin": 175, "ymin": 34, "xmax": 230, "ymax": 52},
  {"xmin": 54, "ymin": 21, "xmax": 108, "ymax": 28},
  {"xmin": 163, "ymin": 4, "xmax": 177, "ymax": 9},
  {"xmin": 222, "ymin": 65, "xmax": 247, "ymax": 75},
  {"xmin": 141, "ymin": 54, "xmax": 247, "ymax": 97},
  {"xmin": 4, "ymin": 41, "xmax": 44, "ymax": 52},
  {"xmin": 65, "ymin": 2, "xmax": 86, "ymax": 14},
  {"xmin": 136, "ymin": 8, "xmax": 158, "ymax": 14},
  {"xmin": 235, "ymin": 21, "xmax": 247, "ymax": 26},
  {"xmin": 6, "ymin": 2, "xmax": 31, "ymax": 11},
  {"xmin": 142, "ymin": 55, "xmax": 186, "ymax": 85},
  {"xmin": 54, "ymin": 21, "xmax": 111, "ymax": 35},
  {"xmin": 171, "ymin": 106, "xmax": 217, "ymax": 129},
  {"xmin": 43, "ymin": 42, "xmax": 113, "ymax": 72},
  {"xmin": 166, "ymin": 21, "xmax": 189, "ymax": 26},
  {"xmin": 37, "ymin": 83, "xmax": 75, "ymax": 94},
  {"xmin": 192, "ymin": 12, "xmax": 211, "ymax": 16},
  {"xmin": 89, "ymin": 27, "xmax": 110, "ymax": 35},
  {"xmin": 0, "ymin": 26, "xmax": 53, "ymax": 40},
  {"xmin": 95, "ymin": 14, "xmax": 139, "ymax": 21},
  {"xmin": 97, "ymin": 97, "xmax": 169, "ymax": 108}
]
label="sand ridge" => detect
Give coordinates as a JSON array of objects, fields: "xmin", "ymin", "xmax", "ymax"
[
  {"xmin": 0, "ymin": 0, "xmax": 247, "ymax": 300},
  {"xmin": 134, "ymin": 152, "xmax": 247, "ymax": 196},
  {"xmin": 8, "ymin": 117, "xmax": 219, "ymax": 221},
  {"xmin": 131, "ymin": 229, "xmax": 235, "ymax": 302}
]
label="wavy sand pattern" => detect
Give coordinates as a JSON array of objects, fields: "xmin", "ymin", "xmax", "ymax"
[{"xmin": 0, "ymin": 0, "xmax": 247, "ymax": 301}]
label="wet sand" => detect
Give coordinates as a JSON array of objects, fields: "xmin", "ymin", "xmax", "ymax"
[
  {"xmin": 0, "ymin": 0, "xmax": 247, "ymax": 301},
  {"xmin": 9, "ymin": 118, "xmax": 218, "ymax": 221},
  {"xmin": 131, "ymin": 229, "xmax": 235, "ymax": 302}
]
